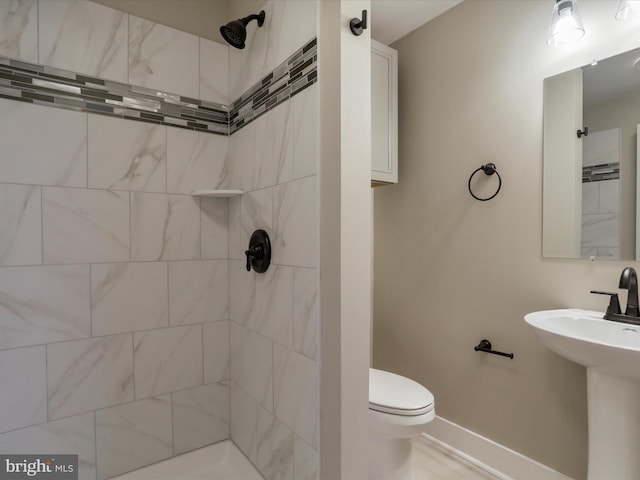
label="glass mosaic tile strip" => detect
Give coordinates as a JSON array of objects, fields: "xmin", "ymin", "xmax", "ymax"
[
  {"xmin": 229, "ymin": 37, "xmax": 317, "ymax": 134},
  {"xmin": 0, "ymin": 55, "xmax": 229, "ymax": 135},
  {"xmin": 0, "ymin": 36, "xmax": 317, "ymax": 137},
  {"xmin": 582, "ymin": 162, "xmax": 620, "ymax": 183}
]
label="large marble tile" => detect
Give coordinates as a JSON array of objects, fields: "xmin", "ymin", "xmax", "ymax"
[
  {"xmin": 0, "ymin": 0, "xmax": 37, "ymax": 62},
  {"xmin": 91, "ymin": 262, "xmax": 169, "ymax": 336},
  {"xmin": 254, "ymin": 265, "xmax": 293, "ymax": 347},
  {"xmin": 129, "ymin": 16, "xmax": 199, "ymax": 97},
  {"xmin": 228, "ymin": 21, "xmax": 267, "ymax": 101},
  {"xmin": 0, "ymin": 346, "xmax": 46, "ymax": 433},
  {"xmin": 133, "ymin": 325, "xmax": 203, "ymax": 399},
  {"xmin": 228, "ymin": 196, "xmax": 242, "ymax": 259},
  {"xmin": 230, "ymin": 322, "xmax": 273, "ymax": 412},
  {"xmin": 272, "ymin": 176, "xmax": 318, "ymax": 268},
  {"xmin": 96, "ymin": 395, "xmax": 172, "ymax": 480},
  {"xmin": 88, "ymin": 115, "xmax": 166, "ymax": 193},
  {"xmin": 230, "ymin": 381, "xmax": 258, "ymax": 465},
  {"xmin": 254, "ymin": 101, "xmax": 293, "ymax": 188},
  {"xmin": 172, "ymin": 383, "xmax": 229, "ymax": 455},
  {"xmin": 293, "ymin": 267, "xmax": 318, "ymax": 360},
  {"xmin": 581, "ymin": 213, "xmax": 619, "ymax": 248},
  {"xmin": 292, "ymin": 84, "xmax": 318, "ymax": 179},
  {"xmin": 230, "ymin": 259, "xmax": 256, "ymax": 326},
  {"xmin": 230, "ymin": 188, "xmax": 273, "ymax": 261},
  {"xmin": 47, "ymin": 334, "xmax": 134, "ymax": 420},
  {"xmin": 582, "ymin": 182, "xmax": 599, "ymax": 216},
  {"xmin": 599, "ymin": 179, "xmax": 620, "ymax": 214},
  {"xmin": 204, "ymin": 320, "xmax": 229, "ymax": 384},
  {"xmin": 0, "ymin": 99, "xmax": 87, "ymax": 187},
  {"xmin": 257, "ymin": 406, "xmax": 294, "ymax": 480},
  {"xmin": 43, "ymin": 188, "xmax": 130, "ymax": 264},
  {"xmin": 166, "ymin": 127, "xmax": 228, "ymax": 194},
  {"xmin": 38, "ymin": 0, "xmax": 128, "ymax": 82},
  {"xmin": 226, "ymin": 121, "xmax": 257, "ymax": 191},
  {"xmin": 0, "ymin": 265, "xmax": 90, "ymax": 350},
  {"xmin": 169, "ymin": 260, "xmax": 228, "ymax": 326},
  {"xmin": 200, "ymin": 38, "xmax": 229, "ymax": 105},
  {"xmin": 268, "ymin": 1, "xmax": 317, "ymax": 73},
  {"xmin": 273, "ymin": 344, "xmax": 318, "ymax": 448},
  {"xmin": 0, "ymin": 184, "xmax": 41, "ymax": 266},
  {"xmin": 131, "ymin": 193, "xmax": 200, "ymax": 261},
  {"xmin": 201, "ymin": 197, "xmax": 229, "ymax": 259},
  {"xmin": 294, "ymin": 435, "xmax": 318, "ymax": 480},
  {"xmin": 0, "ymin": 413, "xmax": 96, "ymax": 480}
]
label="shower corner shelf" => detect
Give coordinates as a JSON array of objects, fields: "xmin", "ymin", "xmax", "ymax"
[{"xmin": 191, "ymin": 189, "xmax": 244, "ymax": 198}]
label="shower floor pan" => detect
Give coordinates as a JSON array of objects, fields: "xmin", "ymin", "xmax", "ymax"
[{"xmin": 112, "ymin": 440, "xmax": 263, "ymax": 480}]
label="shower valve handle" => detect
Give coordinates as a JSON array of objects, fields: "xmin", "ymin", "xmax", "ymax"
[
  {"xmin": 245, "ymin": 245, "xmax": 263, "ymax": 271},
  {"xmin": 245, "ymin": 229, "xmax": 271, "ymax": 273}
]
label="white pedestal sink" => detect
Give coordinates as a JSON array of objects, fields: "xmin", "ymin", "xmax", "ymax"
[{"xmin": 525, "ymin": 309, "xmax": 640, "ymax": 480}]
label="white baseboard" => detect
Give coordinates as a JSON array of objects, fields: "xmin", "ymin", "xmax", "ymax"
[{"xmin": 422, "ymin": 416, "xmax": 573, "ymax": 480}]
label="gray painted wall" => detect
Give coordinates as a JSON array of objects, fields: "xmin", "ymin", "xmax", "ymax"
[{"xmin": 373, "ymin": 1, "xmax": 640, "ymax": 478}]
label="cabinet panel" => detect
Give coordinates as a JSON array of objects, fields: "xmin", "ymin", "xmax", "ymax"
[{"xmin": 371, "ymin": 40, "xmax": 398, "ymax": 185}]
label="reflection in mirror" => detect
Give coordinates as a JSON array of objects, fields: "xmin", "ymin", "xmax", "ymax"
[{"xmin": 543, "ymin": 47, "xmax": 640, "ymax": 260}]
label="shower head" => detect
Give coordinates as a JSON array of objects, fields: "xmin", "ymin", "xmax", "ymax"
[{"xmin": 220, "ymin": 10, "xmax": 265, "ymax": 49}]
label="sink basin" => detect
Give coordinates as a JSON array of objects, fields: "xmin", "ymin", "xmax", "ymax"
[
  {"xmin": 524, "ymin": 309, "xmax": 640, "ymax": 480},
  {"xmin": 526, "ymin": 309, "xmax": 640, "ymax": 479},
  {"xmin": 524, "ymin": 309, "xmax": 640, "ymax": 381}
]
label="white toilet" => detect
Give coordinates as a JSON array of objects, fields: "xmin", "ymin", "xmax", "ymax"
[{"xmin": 368, "ymin": 368, "xmax": 435, "ymax": 480}]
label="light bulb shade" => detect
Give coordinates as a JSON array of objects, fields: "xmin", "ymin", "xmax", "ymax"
[
  {"xmin": 547, "ymin": 0, "xmax": 585, "ymax": 46},
  {"xmin": 616, "ymin": 0, "xmax": 640, "ymax": 20}
]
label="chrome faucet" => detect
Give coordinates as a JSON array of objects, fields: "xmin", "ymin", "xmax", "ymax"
[
  {"xmin": 619, "ymin": 267, "xmax": 639, "ymax": 317},
  {"xmin": 591, "ymin": 267, "xmax": 640, "ymax": 326}
]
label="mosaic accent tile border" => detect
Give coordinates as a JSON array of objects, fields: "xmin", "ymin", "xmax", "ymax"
[
  {"xmin": 0, "ymin": 36, "xmax": 317, "ymax": 137},
  {"xmin": 583, "ymin": 162, "xmax": 620, "ymax": 183},
  {"xmin": 230, "ymin": 37, "xmax": 317, "ymax": 134},
  {"xmin": 0, "ymin": 56, "xmax": 228, "ymax": 135}
]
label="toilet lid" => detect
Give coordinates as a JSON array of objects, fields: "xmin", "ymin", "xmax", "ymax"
[{"xmin": 369, "ymin": 368, "xmax": 434, "ymax": 416}]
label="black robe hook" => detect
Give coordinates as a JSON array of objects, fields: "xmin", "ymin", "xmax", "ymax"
[{"xmin": 350, "ymin": 10, "xmax": 368, "ymax": 36}]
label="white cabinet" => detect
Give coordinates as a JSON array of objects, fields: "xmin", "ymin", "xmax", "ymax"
[{"xmin": 371, "ymin": 40, "xmax": 398, "ymax": 185}]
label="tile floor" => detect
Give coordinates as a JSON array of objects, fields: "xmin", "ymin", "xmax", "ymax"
[{"xmin": 414, "ymin": 436, "xmax": 501, "ymax": 480}]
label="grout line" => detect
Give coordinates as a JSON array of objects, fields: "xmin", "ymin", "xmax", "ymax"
[
  {"xmin": 128, "ymin": 191, "xmax": 132, "ymax": 262},
  {"xmin": 35, "ymin": 0, "xmax": 40, "ymax": 64},
  {"xmin": 131, "ymin": 332, "xmax": 137, "ymax": 402},
  {"xmin": 201, "ymin": 321, "xmax": 206, "ymax": 385},
  {"xmin": 165, "ymin": 261, "xmax": 171, "ymax": 327},
  {"xmin": 39, "ymin": 186, "xmax": 44, "ymax": 264},
  {"xmin": 125, "ymin": 12, "xmax": 130, "ymax": 86},
  {"xmin": 170, "ymin": 391, "xmax": 175, "ymax": 456},
  {"xmin": 85, "ymin": 112, "xmax": 89, "ymax": 188},
  {"xmin": 44, "ymin": 343, "xmax": 49, "ymax": 422},
  {"xmin": 93, "ymin": 411, "xmax": 98, "ymax": 477},
  {"xmin": 89, "ymin": 264, "xmax": 93, "ymax": 338}
]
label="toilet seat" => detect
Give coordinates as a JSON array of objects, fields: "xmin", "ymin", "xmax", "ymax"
[{"xmin": 369, "ymin": 368, "xmax": 434, "ymax": 417}]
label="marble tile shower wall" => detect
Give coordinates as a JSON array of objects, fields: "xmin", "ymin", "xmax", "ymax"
[
  {"xmin": 0, "ymin": 2, "xmax": 230, "ymax": 480},
  {"xmin": 226, "ymin": 2, "xmax": 320, "ymax": 480}
]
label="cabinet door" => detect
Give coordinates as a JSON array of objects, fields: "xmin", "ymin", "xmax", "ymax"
[{"xmin": 371, "ymin": 40, "xmax": 398, "ymax": 184}]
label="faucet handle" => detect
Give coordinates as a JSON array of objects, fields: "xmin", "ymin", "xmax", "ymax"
[{"xmin": 591, "ymin": 290, "xmax": 622, "ymax": 317}]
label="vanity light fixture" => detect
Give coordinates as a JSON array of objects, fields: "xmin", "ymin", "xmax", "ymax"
[
  {"xmin": 616, "ymin": 0, "xmax": 640, "ymax": 20},
  {"xmin": 547, "ymin": 0, "xmax": 585, "ymax": 46}
]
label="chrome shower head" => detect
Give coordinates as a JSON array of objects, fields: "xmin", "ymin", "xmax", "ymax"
[{"xmin": 220, "ymin": 10, "xmax": 265, "ymax": 49}]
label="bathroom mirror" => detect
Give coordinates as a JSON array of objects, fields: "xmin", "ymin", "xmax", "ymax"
[{"xmin": 543, "ymin": 47, "xmax": 640, "ymax": 260}]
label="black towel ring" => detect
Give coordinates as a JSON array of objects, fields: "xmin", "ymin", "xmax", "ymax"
[{"xmin": 468, "ymin": 163, "xmax": 501, "ymax": 201}]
